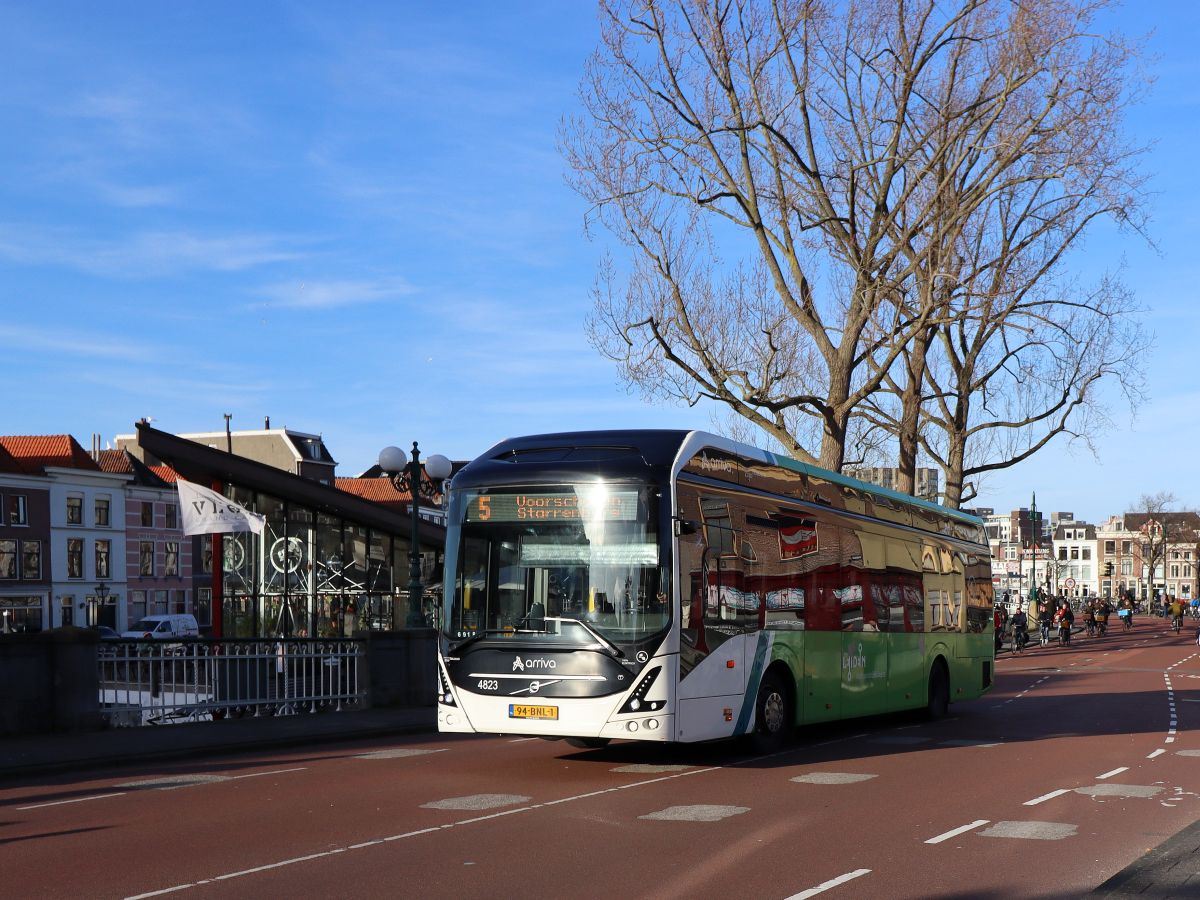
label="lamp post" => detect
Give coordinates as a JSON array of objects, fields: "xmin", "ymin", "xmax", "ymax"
[{"xmin": 378, "ymin": 442, "xmax": 453, "ymax": 628}]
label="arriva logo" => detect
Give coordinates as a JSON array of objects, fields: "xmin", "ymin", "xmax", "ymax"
[{"xmin": 513, "ymin": 656, "xmax": 556, "ymax": 672}]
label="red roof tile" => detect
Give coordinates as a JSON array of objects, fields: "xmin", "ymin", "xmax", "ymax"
[
  {"xmin": 149, "ymin": 464, "xmax": 181, "ymax": 484},
  {"xmin": 336, "ymin": 476, "xmax": 410, "ymax": 505},
  {"xmin": 96, "ymin": 448, "xmax": 133, "ymax": 473},
  {"xmin": 0, "ymin": 435, "xmax": 100, "ymax": 473},
  {"xmin": 0, "ymin": 444, "xmax": 26, "ymax": 475}
]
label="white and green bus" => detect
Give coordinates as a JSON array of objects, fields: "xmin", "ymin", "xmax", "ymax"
[{"xmin": 436, "ymin": 430, "xmax": 994, "ymax": 749}]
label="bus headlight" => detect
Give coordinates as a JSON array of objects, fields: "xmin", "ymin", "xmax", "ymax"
[{"xmin": 618, "ymin": 665, "xmax": 661, "ymax": 714}]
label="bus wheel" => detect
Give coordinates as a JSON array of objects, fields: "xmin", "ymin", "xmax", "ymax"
[
  {"xmin": 926, "ymin": 661, "xmax": 950, "ymax": 720},
  {"xmin": 565, "ymin": 737, "xmax": 611, "ymax": 749},
  {"xmin": 750, "ymin": 670, "xmax": 792, "ymax": 754}
]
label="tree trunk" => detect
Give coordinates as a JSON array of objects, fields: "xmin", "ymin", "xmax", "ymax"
[{"xmin": 896, "ymin": 328, "xmax": 931, "ymax": 495}]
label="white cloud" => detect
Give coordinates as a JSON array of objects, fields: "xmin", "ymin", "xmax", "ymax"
[
  {"xmin": 0, "ymin": 225, "xmax": 305, "ymax": 277},
  {"xmin": 254, "ymin": 278, "xmax": 416, "ymax": 310},
  {"xmin": 0, "ymin": 323, "xmax": 153, "ymax": 362}
]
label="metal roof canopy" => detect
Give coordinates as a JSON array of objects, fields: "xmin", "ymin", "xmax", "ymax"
[{"xmin": 135, "ymin": 422, "xmax": 445, "ymax": 546}]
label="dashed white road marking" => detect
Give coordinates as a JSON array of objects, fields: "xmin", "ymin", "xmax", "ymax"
[
  {"xmin": 16, "ymin": 792, "xmax": 126, "ymax": 810},
  {"xmin": 230, "ymin": 767, "xmax": 308, "ymax": 779},
  {"xmin": 1024, "ymin": 789, "xmax": 1071, "ymax": 806},
  {"xmin": 925, "ymin": 819, "xmax": 989, "ymax": 844},
  {"xmin": 1148, "ymin": 749, "xmax": 1166, "ymax": 759},
  {"xmin": 1097, "ymin": 767, "xmax": 1129, "ymax": 779},
  {"xmin": 784, "ymin": 868, "xmax": 872, "ymax": 899},
  {"xmin": 1177, "ymin": 749, "xmax": 1200, "ymax": 757},
  {"xmin": 612, "ymin": 764, "xmax": 691, "ymax": 774},
  {"xmin": 978, "ymin": 821, "xmax": 1078, "ymax": 840},
  {"xmin": 639, "ymin": 804, "xmax": 749, "ymax": 822},
  {"xmin": 126, "ymin": 763, "xmax": 724, "ymax": 898},
  {"xmin": 791, "ymin": 773, "xmax": 878, "ymax": 785}
]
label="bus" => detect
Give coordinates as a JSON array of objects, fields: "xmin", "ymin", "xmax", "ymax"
[{"xmin": 436, "ymin": 430, "xmax": 994, "ymax": 749}]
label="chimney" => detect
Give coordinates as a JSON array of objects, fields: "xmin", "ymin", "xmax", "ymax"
[{"xmin": 264, "ymin": 415, "xmax": 270, "ymax": 430}]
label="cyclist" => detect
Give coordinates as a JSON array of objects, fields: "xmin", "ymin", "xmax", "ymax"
[
  {"xmin": 1169, "ymin": 597, "xmax": 1185, "ymax": 634},
  {"xmin": 1055, "ymin": 601, "xmax": 1074, "ymax": 645},
  {"xmin": 1011, "ymin": 606, "xmax": 1029, "ymax": 653},
  {"xmin": 1038, "ymin": 603, "xmax": 1054, "ymax": 646},
  {"xmin": 1082, "ymin": 601, "xmax": 1096, "ymax": 637},
  {"xmin": 1097, "ymin": 598, "xmax": 1113, "ymax": 635}
]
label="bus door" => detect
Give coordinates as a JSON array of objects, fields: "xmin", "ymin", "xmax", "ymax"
[{"xmin": 675, "ymin": 509, "xmax": 748, "ymax": 741}]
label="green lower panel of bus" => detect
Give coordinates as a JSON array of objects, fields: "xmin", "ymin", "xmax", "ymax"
[{"xmin": 728, "ymin": 629, "xmax": 993, "ymax": 735}]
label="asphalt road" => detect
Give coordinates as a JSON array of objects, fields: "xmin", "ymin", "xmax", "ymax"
[{"xmin": 4, "ymin": 619, "xmax": 1200, "ymax": 899}]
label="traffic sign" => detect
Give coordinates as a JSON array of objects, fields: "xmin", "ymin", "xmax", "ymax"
[{"xmin": 1065, "ymin": 577, "xmax": 1076, "ymax": 589}]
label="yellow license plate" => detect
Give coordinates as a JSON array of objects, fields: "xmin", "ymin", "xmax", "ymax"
[{"xmin": 509, "ymin": 704, "xmax": 558, "ymax": 720}]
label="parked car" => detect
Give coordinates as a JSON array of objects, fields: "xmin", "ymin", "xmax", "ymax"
[
  {"xmin": 121, "ymin": 614, "xmax": 199, "ymax": 640},
  {"xmin": 90, "ymin": 624, "xmax": 122, "ymax": 658}
]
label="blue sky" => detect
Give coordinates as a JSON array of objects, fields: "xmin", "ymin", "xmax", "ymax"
[{"xmin": 1, "ymin": 2, "xmax": 1195, "ymax": 524}]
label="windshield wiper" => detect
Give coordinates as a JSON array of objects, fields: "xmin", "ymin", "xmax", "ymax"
[{"xmin": 543, "ymin": 616, "xmax": 625, "ymax": 659}]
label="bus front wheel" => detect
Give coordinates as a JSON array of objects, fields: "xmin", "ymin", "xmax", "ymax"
[{"xmin": 750, "ymin": 670, "xmax": 792, "ymax": 754}]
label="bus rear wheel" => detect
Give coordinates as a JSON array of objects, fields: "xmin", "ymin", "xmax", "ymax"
[
  {"xmin": 750, "ymin": 670, "xmax": 792, "ymax": 754},
  {"xmin": 926, "ymin": 661, "xmax": 950, "ymax": 720}
]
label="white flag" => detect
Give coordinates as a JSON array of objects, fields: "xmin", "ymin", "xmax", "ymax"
[{"xmin": 177, "ymin": 479, "xmax": 266, "ymax": 536}]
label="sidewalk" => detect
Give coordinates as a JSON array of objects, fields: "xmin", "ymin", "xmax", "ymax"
[
  {"xmin": 0, "ymin": 705, "xmax": 436, "ymax": 781},
  {"xmin": 1094, "ymin": 816, "xmax": 1200, "ymax": 897}
]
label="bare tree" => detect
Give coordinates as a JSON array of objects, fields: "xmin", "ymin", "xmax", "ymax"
[
  {"xmin": 565, "ymin": 0, "xmax": 1148, "ymax": 484},
  {"xmin": 1127, "ymin": 492, "xmax": 1199, "ymax": 602}
]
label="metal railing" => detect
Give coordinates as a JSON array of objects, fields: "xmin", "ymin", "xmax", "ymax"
[{"xmin": 97, "ymin": 638, "xmax": 366, "ymax": 726}]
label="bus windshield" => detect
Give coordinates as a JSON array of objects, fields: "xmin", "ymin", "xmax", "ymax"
[{"xmin": 442, "ymin": 484, "xmax": 667, "ymax": 652}]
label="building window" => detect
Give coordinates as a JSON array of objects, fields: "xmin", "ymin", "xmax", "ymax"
[
  {"xmin": 22, "ymin": 541, "xmax": 41, "ymax": 580},
  {"xmin": 173, "ymin": 589, "xmax": 187, "ymax": 613},
  {"xmin": 1082, "ymin": 547, "xmax": 1090, "ymax": 560},
  {"xmin": 140, "ymin": 541, "xmax": 155, "ymax": 576},
  {"xmin": 7, "ymin": 494, "xmax": 27, "ymax": 526},
  {"xmin": 165, "ymin": 504, "xmax": 177, "ymax": 529},
  {"xmin": 154, "ymin": 590, "xmax": 168, "ymax": 614},
  {"xmin": 1172, "ymin": 565, "xmax": 1180, "ymax": 578},
  {"xmin": 1122, "ymin": 541, "xmax": 1131, "ymax": 554},
  {"xmin": 196, "ymin": 588, "xmax": 211, "ymax": 626},
  {"xmin": 0, "ymin": 540, "xmax": 15, "ymax": 578},
  {"xmin": 1104, "ymin": 540, "xmax": 1115, "ymax": 554},
  {"xmin": 66, "ymin": 496, "xmax": 82, "ymax": 525},
  {"xmin": 131, "ymin": 590, "xmax": 147, "ymax": 621},
  {"xmin": 95, "ymin": 539, "xmax": 110, "ymax": 579},
  {"xmin": 0, "ymin": 596, "xmax": 43, "ymax": 633},
  {"xmin": 164, "ymin": 542, "xmax": 178, "ymax": 576},
  {"xmin": 95, "ymin": 497, "xmax": 110, "ymax": 527},
  {"xmin": 1070, "ymin": 547, "xmax": 1079, "ymax": 560},
  {"xmin": 67, "ymin": 538, "xmax": 83, "ymax": 578},
  {"xmin": 1059, "ymin": 547, "xmax": 1067, "ymax": 560},
  {"xmin": 201, "ymin": 536, "xmax": 213, "ymax": 574},
  {"xmin": 1121, "ymin": 561, "xmax": 1133, "ymax": 577},
  {"xmin": 141, "ymin": 501, "xmax": 154, "ymax": 527}
]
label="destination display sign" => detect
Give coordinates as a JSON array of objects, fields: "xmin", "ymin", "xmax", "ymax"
[{"xmin": 465, "ymin": 490, "xmax": 639, "ymax": 523}]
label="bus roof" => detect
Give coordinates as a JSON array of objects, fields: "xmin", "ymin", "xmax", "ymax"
[{"xmin": 460, "ymin": 429, "xmax": 982, "ymax": 529}]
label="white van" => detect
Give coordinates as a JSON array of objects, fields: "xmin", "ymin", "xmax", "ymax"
[{"xmin": 122, "ymin": 614, "xmax": 200, "ymax": 639}]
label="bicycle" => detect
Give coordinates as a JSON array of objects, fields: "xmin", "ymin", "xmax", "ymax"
[
  {"xmin": 1012, "ymin": 626, "xmax": 1028, "ymax": 654},
  {"xmin": 1172, "ymin": 615, "xmax": 1182, "ymax": 634}
]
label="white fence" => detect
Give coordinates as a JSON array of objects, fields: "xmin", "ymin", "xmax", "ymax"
[{"xmin": 97, "ymin": 638, "xmax": 366, "ymax": 726}]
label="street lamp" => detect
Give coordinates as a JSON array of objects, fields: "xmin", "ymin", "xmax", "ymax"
[
  {"xmin": 90, "ymin": 581, "xmax": 109, "ymax": 628},
  {"xmin": 378, "ymin": 443, "xmax": 453, "ymax": 628}
]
